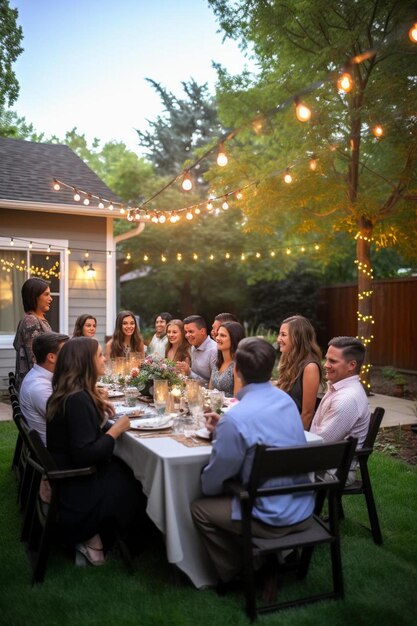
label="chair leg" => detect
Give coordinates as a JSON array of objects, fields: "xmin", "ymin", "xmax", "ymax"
[
  {"xmin": 361, "ymin": 467, "xmax": 383, "ymax": 545},
  {"xmin": 330, "ymin": 539, "xmax": 344, "ymax": 598}
]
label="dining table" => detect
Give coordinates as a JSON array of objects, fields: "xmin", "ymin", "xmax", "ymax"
[{"xmin": 111, "ymin": 395, "xmax": 323, "ymax": 589}]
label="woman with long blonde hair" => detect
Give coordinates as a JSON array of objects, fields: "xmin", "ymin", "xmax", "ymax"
[
  {"xmin": 46, "ymin": 337, "xmax": 145, "ymax": 565},
  {"xmin": 277, "ymin": 315, "xmax": 323, "ymax": 430}
]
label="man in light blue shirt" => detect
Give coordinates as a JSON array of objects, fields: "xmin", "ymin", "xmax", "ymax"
[
  {"xmin": 19, "ymin": 331, "xmax": 69, "ymax": 444},
  {"xmin": 191, "ymin": 337, "xmax": 314, "ymax": 583}
]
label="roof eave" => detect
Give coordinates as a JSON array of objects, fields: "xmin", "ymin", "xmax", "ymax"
[{"xmin": 0, "ymin": 198, "xmax": 128, "ymax": 219}]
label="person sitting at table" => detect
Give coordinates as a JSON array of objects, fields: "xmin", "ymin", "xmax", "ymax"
[
  {"xmin": 277, "ymin": 315, "xmax": 323, "ymax": 430},
  {"xmin": 176, "ymin": 315, "xmax": 217, "ymax": 385},
  {"xmin": 211, "ymin": 312, "xmax": 238, "ymax": 340},
  {"xmin": 191, "ymin": 337, "xmax": 314, "ymax": 585},
  {"xmin": 209, "ymin": 321, "xmax": 246, "ymax": 397},
  {"xmin": 148, "ymin": 312, "xmax": 172, "ymax": 357},
  {"xmin": 73, "ymin": 313, "xmax": 97, "ymax": 338},
  {"xmin": 13, "ymin": 277, "xmax": 53, "ymax": 389},
  {"xmin": 19, "ymin": 331, "xmax": 69, "ymax": 445},
  {"xmin": 46, "ymin": 337, "xmax": 146, "ymax": 565},
  {"xmin": 105, "ymin": 310, "xmax": 145, "ymax": 360},
  {"xmin": 165, "ymin": 319, "xmax": 190, "ymax": 364},
  {"xmin": 310, "ymin": 336, "xmax": 371, "ymax": 485}
]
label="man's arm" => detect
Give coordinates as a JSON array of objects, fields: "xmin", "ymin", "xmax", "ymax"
[
  {"xmin": 201, "ymin": 417, "xmax": 246, "ymax": 495},
  {"xmin": 313, "ymin": 396, "xmax": 361, "ymax": 442}
]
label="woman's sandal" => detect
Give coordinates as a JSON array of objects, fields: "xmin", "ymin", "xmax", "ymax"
[{"xmin": 75, "ymin": 542, "xmax": 106, "ymax": 567}]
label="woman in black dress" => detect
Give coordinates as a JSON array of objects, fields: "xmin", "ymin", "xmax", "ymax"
[{"xmin": 46, "ymin": 337, "xmax": 145, "ymax": 565}]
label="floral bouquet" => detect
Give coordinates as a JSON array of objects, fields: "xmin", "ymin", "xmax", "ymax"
[{"xmin": 102, "ymin": 355, "xmax": 183, "ymax": 393}]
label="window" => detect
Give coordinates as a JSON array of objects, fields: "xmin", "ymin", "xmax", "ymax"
[{"xmin": 0, "ymin": 241, "xmax": 63, "ymax": 344}]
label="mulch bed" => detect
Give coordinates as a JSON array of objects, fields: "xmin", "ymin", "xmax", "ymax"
[{"xmin": 376, "ymin": 424, "xmax": 417, "ymax": 466}]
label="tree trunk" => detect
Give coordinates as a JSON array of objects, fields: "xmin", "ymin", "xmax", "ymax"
[{"xmin": 356, "ymin": 217, "xmax": 374, "ymax": 391}]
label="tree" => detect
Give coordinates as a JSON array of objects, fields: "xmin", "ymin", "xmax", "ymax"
[
  {"xmin": 0, "ymin": 0, "xmax": 23, "ymax": 107},
  {"xmin": 208, "ymin": 0, "xmax": 417, "ymax": 385},
  {"xmin": 0, "ymin": 106, "xmax": 44, "ymax": 140},
  {"xmin": 136, "ymin": 78, "xmax": 225, "ymax": 176}
]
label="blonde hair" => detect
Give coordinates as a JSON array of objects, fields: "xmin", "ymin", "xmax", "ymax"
[{"xmin": 277, "ymin": 315, "xmax": 322, "ymax": 392}]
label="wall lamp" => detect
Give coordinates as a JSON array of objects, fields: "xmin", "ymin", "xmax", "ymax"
[{"xmin": 80, "ymin": 260, "xmax": 96, "ymax": 278}]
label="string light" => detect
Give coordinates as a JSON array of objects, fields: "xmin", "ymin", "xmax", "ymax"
[
  {"xmin": 206, "ymin": 200, "xmax": 213, "ymax": 211},
  {"xmin": 222, "ymin": 200, "xmax": 229, "ymax": 210},
  {"xmin": 83, "ymin": 195, "xmax": 91, "ymax": 206},
  {"xmin": 186, "ymin": 211, "xmax": 193, "ymax": 220},
  {"xmin": 10, "ymin": 238, "xmax": 14, "ymax": 246},
  {"xmin": 294, "ymin": 98, "xmax": 312, "ymax": 122},
  {"xmin": 284, "ymin": 169, "xmax": 293, "ymax": 184},
  {"xmin": 409, "ymin": 22, "xmax": 417, "ymax": 43},
  {"xmin": 73, "ymin": 189, "xmax": 81, "ymax": 202},
  {"xmin": 181, "ymin": 172, "xmax": 193, "ymax": 191},
  {"xmin": 98, "ymin": 199, "xmax": 105, "ymax": 209},
  {"xmin": 337, "ymin": 70, "xmax": 353, "ymax": 93},
  {"xmin": 309, "ymin": 156, "xmax": 317, "ymax": 171},
  {"xmin": 216, "ymin": 145, "xmax": 228, "ymax": 167},
  {"xmin": 53, "ymin": 179, "xmax": 60, "ymax": 191},
  {"xmin": 372, "ymin": 124, "xmax": 384, "ymax": 138},
  {"xmin": 29, "ymin": 241, "xmax": 33, "ymax": 249}
]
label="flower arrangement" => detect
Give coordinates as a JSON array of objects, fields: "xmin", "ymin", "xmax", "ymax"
[{"xmin": 102, "ymin": 355, "xmax": 183, "ymax": 392}]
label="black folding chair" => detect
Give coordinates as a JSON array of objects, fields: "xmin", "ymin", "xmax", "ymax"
[
  {"xmin": 341, "ymin": 407, "xmax": 385, "ymax": 544},
  {"xmin": 226, "ymin": 437, "xmax": 357, "ymax": 621},
  {"xmin": 25, "ymin": 429, "xmax": 96, "ymax": 584}
]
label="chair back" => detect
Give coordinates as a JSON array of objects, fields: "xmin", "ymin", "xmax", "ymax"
[
  {"xmin": 362, "ymin": 407, "xmax": 385, "ymax": 451},
  {"xmin": 246, "ymin": 438, "xmax": 357, "ymax": 514},
  {"xmin": 27, "ymin": 429, "xmax": 59, "ymax": 475}
]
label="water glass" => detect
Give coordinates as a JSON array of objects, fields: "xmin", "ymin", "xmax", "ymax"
[
  {"xmin": 209, "ymin": 390, "xmax": 225, "ymax": 413},
  {"xmin": 153, "ymin": 379, "xmax": 169, "ymax": 415},
  {"xmin": 124, "ymin": 386, "xmax": 138, "ymax": 407}
]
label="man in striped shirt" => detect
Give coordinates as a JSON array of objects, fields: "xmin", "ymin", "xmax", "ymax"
[{"xmin": 310, "ymin": 336, "xmax": 370, "ymax": 485}]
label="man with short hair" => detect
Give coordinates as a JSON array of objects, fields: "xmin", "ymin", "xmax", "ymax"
[
  {"xmin": 211, "ymin": 312, "xmax": 238, "ymax": 340},
  {"xmin": 310, "ymin": 336, "xmax": 370, "ymax": 484},
  {"xmin": 176, "ymin": 315, "xmax": 217, "ymax": 385},
  {"xmin": 19, "ymin": 331, "xmax": 69, "ymax": 444},
  {"xmin": 191, "ymin": 337, "xmax": 314, "ymax": 584}
]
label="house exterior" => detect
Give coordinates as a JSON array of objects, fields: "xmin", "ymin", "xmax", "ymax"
[{"xmin": 0, "ymin": 136, "xmax": 126, "ymax": 388}]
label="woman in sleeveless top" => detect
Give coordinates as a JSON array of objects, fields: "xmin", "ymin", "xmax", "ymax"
[
  {"xmin": 209, "ymin": 321, "xmax": 246, "ymax": 397},
  {"xmin": 165, "ymin": 319, "xmax": 190, "ymax": 364},
  {"xmin": 277, "ymin": 315, "xmax": 323, "ymax": 430},
  {"xmin": 105, "ymin": 310, "xmax": 145, "ymax": 360}
]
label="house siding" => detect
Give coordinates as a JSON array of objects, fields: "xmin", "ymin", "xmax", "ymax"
[{"xmin": 0, "ymin": 207, "xmax": 114, "ymax": 388}]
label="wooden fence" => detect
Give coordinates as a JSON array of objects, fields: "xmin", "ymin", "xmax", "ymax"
[{"xmin": 318, "ymin": 277, "xmax": 417, "ymax": 371}]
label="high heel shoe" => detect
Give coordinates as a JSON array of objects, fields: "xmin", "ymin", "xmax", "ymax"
[{"xmin": 75, "ymin": 543, "xmax": 106, "ymax": 567}]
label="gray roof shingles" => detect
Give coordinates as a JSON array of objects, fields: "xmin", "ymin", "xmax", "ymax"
[{"xmin": 0, "ymin": 137, "xmax": 120, "ymax": 205}]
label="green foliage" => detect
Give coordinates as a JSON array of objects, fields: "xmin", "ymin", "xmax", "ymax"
[
  {"xmin": 0, "ymin": 0, "xmax": 23, "ymax": 107},
  {"xmin": 136, "ymin": 78, "xmax": 225, "ymax": 176},
  {"xmin": 0, "ymin": 106, "xmax": 45, "ymax": 140}
]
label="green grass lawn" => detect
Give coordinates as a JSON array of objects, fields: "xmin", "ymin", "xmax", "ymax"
[{"xmin": 1, "ymin": 420, "xmax": 416, "ymax": 626}]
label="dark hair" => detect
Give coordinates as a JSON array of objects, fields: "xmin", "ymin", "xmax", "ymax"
[
  {"xmin": 216, "ymin": 321, "xmax": 246, "ymax": 368},
  {"xmin": 214, "ymin": 312, "xmax": 238, "ymax": 323},
  {"xmin": 110, "ymin": 310, "xmax": 144, "ymax": 358},
  {"xmin": 183, "ymin": 315, "xmax": 208, "ymax": 331},
  {"xmin": 165, "ymin": 319, "xmax": 190, "ymax": 362},
  {"xmin": 328, "ymin": 336, "xmax": 366, "ymax": 374},
  {"xmin": 46, "ymin": 337, "xmax": 107, "ymax": 422},
  {"xmin": 21, "ymin": 278, "xmax": 50, "ymax": 313},
  {"xmin": 73, "ymin": 314, "xmax": 97, "ymax": 337},
  {"xmin": 32, "ymin": 331, "xmax": 69, "ymax": 364},
  {"xmin": 277, "ymin": 315, "xmax": 323, "ymax": 392},
  {"xmin": 154, "ymin": 312, "xmax": 172, "ymax": 325},
  {"xmin": 235, "ymin": 337, "xmax": 276, "ymax": 384}
]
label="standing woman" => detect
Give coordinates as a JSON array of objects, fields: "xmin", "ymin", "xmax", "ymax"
[
  {"xmin": 165, "ymin": 319, "xmax": 190, "ymax": 365},
  {"xmin": 209, "ymin": 321, "xmax": 246, "ymax": 397},
  {"xmin": 73, "ymin": 314, "xmax": 97, "ymax": 337},
  {"xmin": 13, "ymin": 277, "xmax": 52, "ymax": 389},
  {"xmin": 105, "ymin": 310, "xmax": 145, "ymax": 360},
  {"xmin": 277, "ymin": 315, "xmax": 323, "ymax": 430},
  {"xmin": 46, "ymin": 337, "xmax": 145, "ymax": 564}
]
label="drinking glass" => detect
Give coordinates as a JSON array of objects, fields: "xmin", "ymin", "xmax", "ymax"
[
  {"xmin": 209, "ymin": 390, "xmax": 225, "ymax": 413},
  {"xmin": 124, "ymin": 386, "xmax": 138, "ymax": 407},
  {"xmin": 153, "ymin": 379, "xmax": 169, "ymax": 415}
]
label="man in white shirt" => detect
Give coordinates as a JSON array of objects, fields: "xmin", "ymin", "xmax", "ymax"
[
  {"xmin": 176, "ymin": 315, "xmax": 217, "ymax": 385},
  {"xmin": 148, "ymin": 312, "xmax": 172, "ymax": 357},
  {"xmin": 310, "ymin": 336, "xmax": 371, "ymax": 484},
  {"xmin": 19, "ymin": 331, "xmax": 69, "ymax": 444}
]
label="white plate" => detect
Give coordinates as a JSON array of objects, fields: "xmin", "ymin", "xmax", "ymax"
[
  {"xmin": 130, "ymin": 416, "xmax": 173, "ymax": 431},
  {"xmin": 108, "ymin": 390, "xmax": 124, "ymax": 398},
  {"xmin": 195, "ymin": 427, "xmax": 211, "ymax": 440}
]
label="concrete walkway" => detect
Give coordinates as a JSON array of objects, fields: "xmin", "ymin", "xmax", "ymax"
[{"xmin": 1, "ymin": 393, "xmax": 415, "ymax": 427}]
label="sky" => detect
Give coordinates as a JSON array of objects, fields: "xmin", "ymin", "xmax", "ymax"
[{"xmin": 9, "ymin": 0, "xmax": 253, "ymax": 153}]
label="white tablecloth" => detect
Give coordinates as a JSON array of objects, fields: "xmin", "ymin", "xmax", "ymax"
[{"xmin": 114, "ymin": 429, "xmax": 322, "ymax": 588}]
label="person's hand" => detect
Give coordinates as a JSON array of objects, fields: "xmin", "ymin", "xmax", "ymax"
[
  {"xmin": 176, "ymin": 361, "xmax": 191, "ymax": 376},
  {"xmin": 205, "ymin": 411, "xmax": 221, "ymax": 433},
  {"xmin": 107, "ymin": 414, "xmax": 130, "ymax": 439}
]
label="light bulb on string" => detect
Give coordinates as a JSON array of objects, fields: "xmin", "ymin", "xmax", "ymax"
[
  {"xmin": 294, "ymin": 98, "xmax": 311, "ymax": 122},
  {"xmin": 10, "ymin": 237, "xmax": 14, "ymax": 246},
  {"xmin": 98, "ymin": 199, "xmax": 104, "ymax": 209},
  {"xmin": 216, "ymin": 145, "xmax": 228, "ymax": 167},
  {"xmin": 73, "ymin": 189, "xmax": 81, "ymax": 202},
  {"xmin": 127, "ymin": 212, "xmax": 134, "ymax": 222},
  {"xmin": 158, "ymin": 214, "xmax": 166, "ymax": 224},
  {"xmin": 135, "ymin": 212, "xmax": 141, "ymax": 221},
  {"xmin": 170, "ymin": 214, "xmax": 177, "ymax": 223},
  {"xmin": 206, "ymin": 200, "xmax": 213, "ymax": 211},
  {"xmin": 53, "ymin": 179, "xmax": 60, "ymax": 191},
  {"xmin": 151, "ymin": 215, "xmax": 158, "ymax": 224},
  {"xmin": 29, "ymin": 241, "xmax": 33, "ymax": 249},
  {"xmin": 372, "ymin": 124, "xmax": 384, "ymax": 138},
  {"xmin": 186, "ymin": 211, "xmax": 194, "ymax": 220},
  {"xmin": 309, "ymin": 157, "xmax": 317, "ymax": 171},
  {"xmin": 194, "ymin": 207, "xmax": 201, "ymax": 215},
  {"xmin": 182, "ymin": 172, "xmax": 193, "ymax": 191},
  {"xmin": 284, "ymin": 169, "xmax": 293, "ymax": 184},
  {"xmin": 222, "ymin": 200, "xmax": 229, "ymax": 210},
  {"xmin": 83, "ymin": 195, "xmax": 91, "ymax": 206},
  {"xmin": 409, "ymin": 22, "xmax": 417, "ymax": 43},
  {"xmin": 235, "ymin": 191, "xmax": 243, "ymax": 200},
  {"xmin": 337, "ymin": 71, "xmax": 353, "ymax": 93}
]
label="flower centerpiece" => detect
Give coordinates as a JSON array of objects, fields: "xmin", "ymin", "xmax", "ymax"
[{"xmin": 102, "ymin": 355, "xmax": 184, "ymax": 395}]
